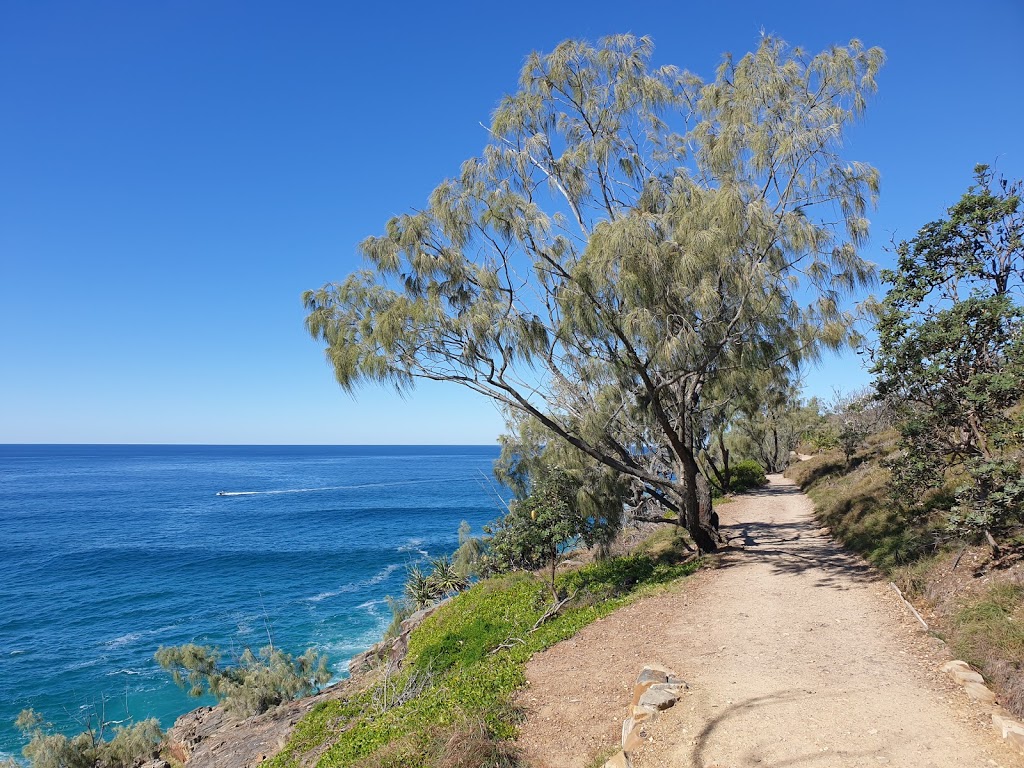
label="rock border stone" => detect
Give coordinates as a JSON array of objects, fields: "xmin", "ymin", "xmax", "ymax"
[
  {"xmin": 604, "ymin": 663, "xmax": 688, "ymax": 768},
  {"xmin": 940, "ymin": 660, "xmax": 1024, "ymax": 755}
]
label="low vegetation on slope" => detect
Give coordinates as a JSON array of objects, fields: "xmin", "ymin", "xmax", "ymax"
[
  {"xmin": 787, "ymin": 444, "xmax": 1024, "ymax": 718},
  {"xmin": 268, "ymin": 530, "xmax": 698, "ymax": 768},
  {"xmin": 787, "ymin": 165, "xmax": 1024, "ymax": 717}
]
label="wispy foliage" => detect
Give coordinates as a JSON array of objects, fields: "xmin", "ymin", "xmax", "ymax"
[
  {"xmin": 13, "ymin": 708, "xmax": 163, "ymax": 768},
  {"xmin": 305, "ymin": 35, "xmax": 883, "ymax": 551},
  {"xmin": 154, "ymin": 643, "xmax": 331, "ymax": 717}
]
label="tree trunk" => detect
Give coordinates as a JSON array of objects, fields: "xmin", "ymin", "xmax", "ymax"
[
  {"xmin": 719, "ymin": 431, "xmax": 732, "ymax": 493},
  {"xmin": 679, "ymin": 450, "xmax": 718, "ymax": 552}
]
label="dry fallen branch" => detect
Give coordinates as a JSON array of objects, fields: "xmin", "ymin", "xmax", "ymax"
[{"xmin": 488, "ymin": 590, "xmax": 580, "ymax": 656}]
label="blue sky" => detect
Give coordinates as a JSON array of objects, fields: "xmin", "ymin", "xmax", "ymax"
[{"xmin": 2, "ymin": 0, "xmax": 1021, "ymax": 444}]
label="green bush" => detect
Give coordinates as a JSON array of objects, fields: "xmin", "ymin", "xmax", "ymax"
[{"xmin": 730, "ymin": 460, "xmax": 767, "ymax": 492}]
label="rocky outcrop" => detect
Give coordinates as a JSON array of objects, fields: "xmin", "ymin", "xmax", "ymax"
[
  {"xmin": 166, "ymin": 689, "xmax": 331, "ymax": 768},
  {"xmin": 167, "ymin": 599, "xmax": 448, "ymax": 768},
  {"xmin": 347, "ymin": 599, "xmax": 447, "ymax": 676}
]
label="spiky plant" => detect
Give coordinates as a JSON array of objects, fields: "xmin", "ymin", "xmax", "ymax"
[
  {"xmin": 404, "ymin": 564, "xmax": 437, "ymax": 610},
  {"xmin": 427, "ymin": 554, "xmax": 469, "ymax": 597}
]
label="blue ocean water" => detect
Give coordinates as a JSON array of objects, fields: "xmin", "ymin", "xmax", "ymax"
[{"xmin": 0, "ymin": 444, "xmax": 505, "ymax": 761}]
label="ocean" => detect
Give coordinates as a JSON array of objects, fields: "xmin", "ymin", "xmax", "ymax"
[{"xmin": 0, "ymin": 444, "xmax": 506, "ymax": 761}]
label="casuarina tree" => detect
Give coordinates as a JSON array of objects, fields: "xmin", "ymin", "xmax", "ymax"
[{"xmin": 305, "ymin": 35, "xmax": 883, "ymax": 551}]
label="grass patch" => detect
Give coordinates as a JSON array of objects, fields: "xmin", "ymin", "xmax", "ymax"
[
  {"xmin": 954, "ymin": 583, "xmax": 1024, "ymax": 663},
  {"xmin": 786, "ymin": 448, "xmax": 937, "ymax": 572},
  {"xmin": 952, "ymin": 583, "xmax": 1024, "ymax": 714},
  {"xmin": 268, "ymin": 553, "xmax": 700, "ymax": 768}
]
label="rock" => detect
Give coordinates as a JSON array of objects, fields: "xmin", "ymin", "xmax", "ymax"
[
  {"xmin": 632, "ymin": 664, "xmax": 678, "ymax": 706},
  {"xmin": 941, "ymin": 660, "xmax": 984, "ymax": 684},
  {"xmin": 621, "ymin": 708, "xmax": 656, "ymax": 745},
  {"xmin": 1009, "ymin": 729, "xmax": 1024, "ymax": 754},
  {"xmin": 950, "ymin": 667, "xmax": 985, "ymax": 684},
  {"xmin": 992, "ymin": 711, "xmax": 1010, "ymax": 736},
  {"xmin": 165, "ymin": 677, "xmax": 358, "ymax": 768},
  {"xmin": 993, "ymin": 712, "xmax": 1024, "ymax": 739},
  {"xmin": 637, "ymin": 687, "xmax": 679, "ymax": 711},
  {"xmin": 347, "ymin": 644, "xmax": 385, "ymax": 675},
  {"xmin": 631, "ymin": 705, "xmax": 658, "ymax": 720},
  {"xmin": 640, "ymin": 662, "xmax": 675, "ymax": 676},
  {"xmin": 648, "ymin": 681, "xmax": 688, "ymax": 694},
  {"xmin": 962, "ymin": 681, "xmax": 996, "ymax": 704},
  {"xmin": 604, "ymin": 749, "xmax": 631, "ymax": 768},
  {"xmin": 622, "ymin": 720, "xmax": 646, "ymax": 754},
  {"xmin": 635, "ymin": 667, "xmax": 670, "ymax": 686},
  {"xmin": 140, "ymin": 761, "xmax": 171, "ymax": 768},
  {"xmin": 619, "ymin": 663, "xmax": 684, "ymax": 756}
]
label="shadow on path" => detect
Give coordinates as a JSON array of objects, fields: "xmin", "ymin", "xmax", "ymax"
[
  {"xmin": 689, "ymin": 689, "xmax": 883, "ymax": 768},
  {"xmin": 715, "ymin": 481, "xmax": 876, "ymax": 590}
]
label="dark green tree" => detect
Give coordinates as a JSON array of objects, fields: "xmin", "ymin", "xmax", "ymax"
[
  {"xmin": 488, "ymin": 468, "xmax": 588, "ymax": 596},
  {"xmin": 872, "ymin": 166, "xmax": 1024, "ymax": 537},
  {"xmin": 305, "ymin": 35, "xmax": 882, "ymax": 551}
]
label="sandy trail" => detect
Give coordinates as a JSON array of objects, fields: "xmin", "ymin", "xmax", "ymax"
[{"xmin": 515, "ymin": 474, "xmax": 1023, "ymax": 768}]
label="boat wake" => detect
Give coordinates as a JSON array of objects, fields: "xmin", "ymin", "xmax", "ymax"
[{"xmin": 215, "ymin": 478, "xmax": 465, "ymax": 497}]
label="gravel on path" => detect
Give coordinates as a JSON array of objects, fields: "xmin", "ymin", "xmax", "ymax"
[{"xmin": 515, "ymin": 474, "xmax": 1023, "ymax": 768}]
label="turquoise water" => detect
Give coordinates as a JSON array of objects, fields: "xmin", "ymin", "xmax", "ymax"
[{"xmin": 0, "ymin": 444, "xmax": 504, "ymax": 760}]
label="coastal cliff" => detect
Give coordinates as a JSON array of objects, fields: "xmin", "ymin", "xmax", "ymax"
[{"xmin": 164, "ymin": 602, "xmax": 446, "ymax": 768}]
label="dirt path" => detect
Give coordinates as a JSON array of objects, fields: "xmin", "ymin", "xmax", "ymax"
[{"xmin": 515, "ymin": 475, "xmax": 1023, "ymax": 768}]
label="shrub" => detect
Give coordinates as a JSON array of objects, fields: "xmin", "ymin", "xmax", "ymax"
[
  {"xmin": 730, "ymin": 460, "xmax": 767, "ymax": 492},
  {"xmin": 14, "ymin": 709, "xmax": 163, "ymax": 768}
]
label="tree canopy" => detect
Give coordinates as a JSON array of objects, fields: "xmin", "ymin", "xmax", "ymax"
[
  {"xmin": 872, "ymin": 166, "xmax": 1024, "ymax": 537},
  {"xmin": 305, "ymin": 35, "xmax": 883, "ymax": 550}
]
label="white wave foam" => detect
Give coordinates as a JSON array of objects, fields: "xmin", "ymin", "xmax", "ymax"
[
  {"xmin": 355, "ymin": 599, "xmax": 387, "ymax": 617},
  {"xmin": 103, "ymin": 632, "xmax": 142, "ymax": 649},
  {"xmin": 101, "ymin": 623, "xmax": 179, "ymax": 650},
  {"xmin": 107, "ymin": 668, "xmax": 143, "ymax": 676},
  {"xmin": 355, "ymin": 598, "xmax": 386, "ymax": 610},
  {"xmin": 65, "ymin": 657, "xmax": 104, "ymax": 671},
  {"xmin": 306, "ymin": 590, "xmax": 338, "ymax": 603},
  {"xmin": 396, "ymin": 538, "xmax": 430, "ymax": 557},
  {"xmin": 304, "ymin": 564, "xmax": 401, "ymax": 603}
]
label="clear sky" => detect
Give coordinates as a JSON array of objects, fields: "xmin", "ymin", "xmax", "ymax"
[{"xmin": 2, "ymin": 0, "xmax": 1021, "ymax": 444}]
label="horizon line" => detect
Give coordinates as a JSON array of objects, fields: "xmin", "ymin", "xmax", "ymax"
[{"xmin": 0, "ymin": 442, "xmax": 499, "ymax": 448}]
